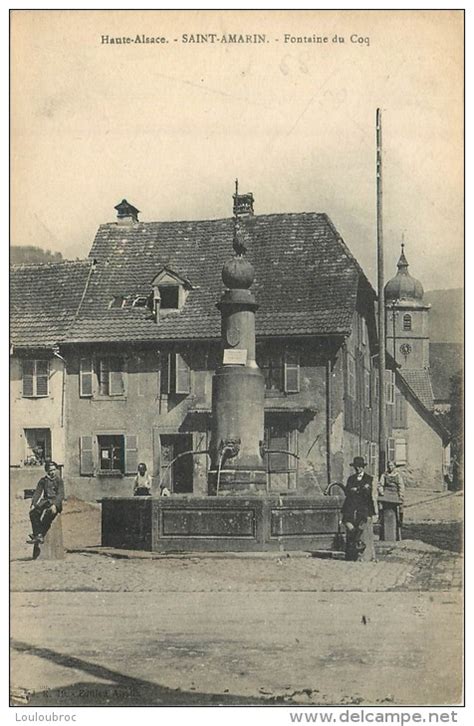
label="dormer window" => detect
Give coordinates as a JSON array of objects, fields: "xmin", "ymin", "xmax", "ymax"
[{"xmin": 151, "ymin": 267, "xmax": 192, "ymax": 320}]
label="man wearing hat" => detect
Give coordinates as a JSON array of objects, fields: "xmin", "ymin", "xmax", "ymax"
[
  {"xmin": 341, "ymin": 456, "xmax": 378, "ymax": 561},
  {"xmin": 27, "ymin": 460, "xmax": 64, "ymax": 545}
]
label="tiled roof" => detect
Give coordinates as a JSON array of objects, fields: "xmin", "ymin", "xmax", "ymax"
[
  {"xmin": 10, "ymin": 260, "xmax": 94, "ymax": 348},
  {"xmin": 429, "ymin": 342, "xmax": 463, "ymax": 401},
  {"xmin": 398, "ymin": 369, "xmax": 435, "ymax": 411},
  {"xmin": 67, "ymin": 212, "xmax": 373, "ymax": 343}
]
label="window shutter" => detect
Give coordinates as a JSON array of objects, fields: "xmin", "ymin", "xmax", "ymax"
[
  {"xmin": 387, "ymin": 437, "xmax": 396, "ymax": 463},
  {"xmin": 394, "ymin": 389, "xmax": 407, "ymax": 428},
  {"xmin": 99, "ymin": 359, "xmax": 109, "ymax": 395},
  {"xmin": 284, "ymin": 353, "xmax": 300, "ymax": 393},
  {"xmin": 80, "ymin": 357, "xmax": 93, "ymax": 397},
  {"xmin": 175, "ymin": 353, "xmax": 191, "ymax": 394},
  {"xmin": 362, "ymin": 319, "xmax": 367, "ymax": 345},
  {"xmin": 35, "ymin": 360, "xmax": 49, "ymax": 397},
  {"xmin": 395, "ymin": 438, "xmax": 407, "ymax": 465},
  {"xmin": 385, "ymin": 370, "xmax": 395, "ymax": 404},
  {"xmin": 160, "ymin": 353, "xmax": 171, "ymax": 394},
  {"xmin": 109, "ymin": 357, "xmax": 124, "ymax": 396},
  {"xmin": 373, "ymin": 370, "xmax": 379, "ymax": 402},
  {"xmin": 80, "ymin": 436, "xmax": 94, "ymax": 475},
  {"xmin": 22, "ymin": 360, "xmax": 34, "ymax": 397},
  {"xmin": 370, "ymin": 442, "xmax": 378, "ymax": 474},
  {"xmin": 347, "ymin": 355, "xmax": 356, "ymax": 399},
  {"xmin": 365, "ymin": 370, "xmax": 371, "ymax": 407},
  {"xmin": 289, "ymin": 429, "xmax": 298, "ymax": 471},
  {"xmin": 124, "ymin": 435, "xmax": 139, "ymax": 474}
]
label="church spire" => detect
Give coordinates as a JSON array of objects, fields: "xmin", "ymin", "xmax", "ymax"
[{"xmin": 397, "ymin": 242, "xmax": 409, "ymax": 273}]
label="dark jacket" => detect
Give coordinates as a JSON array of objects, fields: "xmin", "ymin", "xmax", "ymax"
[
  {"xmin": 341, "ymin": 472, "xmax": 376, "ymax": 524},
  {"xmin": 31, "ymin": 475, "xmax": 65, "ymax": 512}
]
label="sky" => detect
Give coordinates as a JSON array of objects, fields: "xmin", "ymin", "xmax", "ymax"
[{"xmin": 11, "ymin": 9, "xmax": 464, "ymax": 290}]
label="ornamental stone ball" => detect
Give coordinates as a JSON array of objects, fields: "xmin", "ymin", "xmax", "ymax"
[{"xmin": 222, "ymin": 255, "xmax": 255, "ymax": 290}]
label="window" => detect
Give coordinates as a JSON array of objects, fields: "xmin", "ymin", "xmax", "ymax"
[
  {"xmin": 257, "ymin": 351, "xmax": 300, "ymax": 393},
  {"xmin": 132, "ymin": 296, "xmax": 149, "ymax": 308},
  {"xmin": 347, "ymin": 354, "xmax": 356, "ymax": 399},
  {"xmin": 24, "ymin": 428, "xmax": 51, "ymax": 466},
  {"xmin": 109, "ymin": 296, "xmax": 124, "ymax": 308},
  {"xmin": 98, "ymin": 357, "xmax": 125, "ymax": 396},
  {"xmin": 259, "ymin": 354, "xmax": 283, "ymax": 392},
  {"xmin": 265, "ymin": 426, "xmax": 298, "ymax": 472},
  {"xmin": 152, "ymin": 269, "xmax": 188, "ymax": 317},
  {"xmin": 79, "ymin": 434, "xmax": 138, "ymax": 476},
  {"xmin": 385, "ymin": 370, "xmax": 395, "ymax": 405},
  {"xmin": 159, "ymin": 285, "xmax": 180, "ymax": 310},
  {"xmin": 22, "ymin": 360, "xmax": 49, "ymax": 397},
  {"xmin": 79, "ymin": 357, "xmax": 126, "ymax": 397},
  {"xmin": 161, "ymin": 352, "xmax": 191, "ymax": 395},
  {"xmin": 403, "ymin": 314, "xmax": 412, "ymax": 331},
  {"xmin": 98, "ymin": 435, "xmax": 124, "ymax": 473},
  {"xmin": 283, "ymin": 353, "xmax": 300, "ymax": 393}
]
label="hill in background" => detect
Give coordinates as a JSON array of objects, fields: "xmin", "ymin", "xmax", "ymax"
[
  {"xmin": 425, "ymin": 288, "xmax": 463, "ymax": 345},
  {"xmin": 11, "ymin": 246, "xmax": 64, "ymax": 265}
]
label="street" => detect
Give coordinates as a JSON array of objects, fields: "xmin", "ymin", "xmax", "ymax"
[{"xmin": 10, "ymin": 490, "xmax": 463, "ymax": 706}]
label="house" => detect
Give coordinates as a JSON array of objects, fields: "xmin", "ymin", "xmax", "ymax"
[
  {"xmin": 10, "ymin": 259, "xmax": 94, "ymax": 494},
  {"xmin": 10, "ymin": 195, "xmax": 450, "ymax": 499},
  {"xmin": 56, "ymin": 195, "xmax": 391, "ymax": 499}
]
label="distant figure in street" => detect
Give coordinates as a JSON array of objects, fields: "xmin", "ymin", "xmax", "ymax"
[
  {"xmin": 28, "ymin": 460, "xmax": 64, "ymax": 545},
  {"xmin": 379, "ymin": 460, "xmax": 405, "ymax": 537},
  {"xmin": 341, "ymin": 456, "xmax": 378, "ymax": 561},
  {"xmin": 133, "ymin": 463, "xmax": 152, "ymax": 496}
]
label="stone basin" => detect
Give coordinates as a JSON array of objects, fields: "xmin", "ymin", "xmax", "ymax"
[{"xmin": 101, "ymin": 494, "xmax": 343, "ymax": 553}]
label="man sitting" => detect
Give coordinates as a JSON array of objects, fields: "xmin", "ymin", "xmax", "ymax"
[{"xmin": 27, "ymin": 460, "xmax": 64, "ymax": 545}]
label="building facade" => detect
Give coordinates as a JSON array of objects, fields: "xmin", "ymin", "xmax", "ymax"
[{"xmin": 10, "ymin": 197, "xmax": 449, "ymax": 498}]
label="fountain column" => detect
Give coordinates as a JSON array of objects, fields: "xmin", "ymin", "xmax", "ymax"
[{"xmin": 208, "ymin": 246, "xmax": 267, "ymax": 495}]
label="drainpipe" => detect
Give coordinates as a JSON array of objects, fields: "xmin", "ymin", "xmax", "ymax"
[
  {"xmin": 326, "ymin": 359, "xmax": 332, "ymax": 488},
  {"xmin": 52, "ymin": 346, "xmax": 66, "ymax": 429}
]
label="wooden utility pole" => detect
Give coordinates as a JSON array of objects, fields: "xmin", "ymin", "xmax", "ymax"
[{"xmin": 376, "ymin": 108, "xmax": 386, "ymax": 476}]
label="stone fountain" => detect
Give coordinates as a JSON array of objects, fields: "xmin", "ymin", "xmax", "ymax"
[{"xmin": 101, "ymin": 204, "xmax": 342, "ymax": 553}]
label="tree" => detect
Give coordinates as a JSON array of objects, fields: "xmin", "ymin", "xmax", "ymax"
[
  {"xmin": 10, "ymin": 246, "xmax": 63, "ymax": 265},
  {"xmin": 449, "ymin": 371, "xmax": 463, "ymax": 490}
]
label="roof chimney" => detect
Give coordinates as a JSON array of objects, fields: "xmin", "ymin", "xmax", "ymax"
[
  {"xmin": 232, "ymin": 179, "xmax": 254, "ymax": 217},
  {"xmin": 114, "ymin": 199, "xmax": 140, "ymax": 225}
]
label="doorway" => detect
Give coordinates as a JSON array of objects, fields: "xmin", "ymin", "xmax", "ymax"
[{"xmin": 159, "ymin": 434, "xmax": 194, "ymax": 493}]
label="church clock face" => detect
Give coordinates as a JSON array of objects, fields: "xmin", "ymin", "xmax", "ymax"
[{"xmin": 400, "ymin": 343, "xmax": 412, "ymax": 357}]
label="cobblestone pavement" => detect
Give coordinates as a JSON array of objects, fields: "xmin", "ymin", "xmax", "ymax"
[
  {"xmin": 10, "ymin": 490, "xmax": 463, "ymax": 706},
  {"xmin": 10, "ymin": 493, "xmax": 463, "ymax": 595}
]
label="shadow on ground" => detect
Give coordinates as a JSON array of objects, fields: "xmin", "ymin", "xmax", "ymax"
[
  {"xmin": 402, "ymin": 522, "xmax": 463, "ymax": 553},
  {"xmin": 10, "ymin": 640, "xmax": 274, "ymax": 706}
]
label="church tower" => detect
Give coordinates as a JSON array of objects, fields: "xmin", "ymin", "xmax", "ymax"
[{"xmin": 385, "ymin": 243, "xmax": 431, "ymax": 369}]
